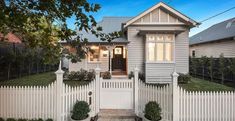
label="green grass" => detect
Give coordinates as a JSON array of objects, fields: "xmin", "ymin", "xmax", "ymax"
[
  {"xmin": 0, "ymin": 72, "xmax": 90, "ymax": 86},
  {"xmin": 0, "ymin": 72, "xmax": 56, "ymax": 86},
  {"xmin": 179, "ymin": 77, "xmax": 235, "ymax": 91}
]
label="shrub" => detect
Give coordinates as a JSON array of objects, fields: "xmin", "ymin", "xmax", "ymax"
[
  {"xmin": 45, "ymin": 119, "xmax": 53, "ymax": 121},
  {"xmin": 128, "ymin": 71, "xmax": 145, "ymax": 81},
  {"xmin": 18, "ymin": 119, "xmax": 27, "ymax": 121},
  {"xmin": 0, "ymin": 117, "xmax": 5, "ymax": 121},
  {"xmin": 178, "ymin": 73, "xmax": 191, "ymax": 84},
  {"xmin": 102, "ymin": 71, "xmax": 111, "ymax": 79},
  {"xmin": 85, "ymin": 70, "xmax": 95, "ymax": 81},
  {"xmin": 128, "ymin": 71, "xmax": 134, "ymax": 79},
  {"xmin": 144, "ymin": 101, "xmax": 162, "ymax": 121},
  {"xmin": 77, "ymin": 69, "xmax": 87, "ymax": 81},
  {"xmin": 67, "ymin": 69, "xmax": 95, "ymax": 81},
  {"xmin": 6, "ymin": 118, "xmax": 16, "ymax": 121},
  {"xmin": 37, "ymin": 119, "xmax": 43, "ymax": 121},
  {"xmin": 71, "ymin": 101, "xmax": 90, "ymax": 120},
  {"xmin": 67, "ymin": 71, "xmax": 78, "ymax": 80}
]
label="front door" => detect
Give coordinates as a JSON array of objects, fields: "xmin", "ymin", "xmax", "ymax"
[{"xmin": 112, "ymin": 46, "xmax": 126, "ymax": 71}]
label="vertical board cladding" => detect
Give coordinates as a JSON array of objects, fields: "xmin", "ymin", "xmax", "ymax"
[
  {"xmin": 127, "ymin": 27, "xmax": 145, "ymax": 73},
  {"xmin": 175, "ymin": 30, "xmax": 189, "ymax": 74}
]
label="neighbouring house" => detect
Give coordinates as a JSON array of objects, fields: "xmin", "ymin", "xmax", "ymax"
[
  {"xmin": 64, "ymin": 2, "xmax": 198, "ymax": 83},
  {"xmin": 190, "ymin": 17, "xmax": 235, "ymax": 58}
]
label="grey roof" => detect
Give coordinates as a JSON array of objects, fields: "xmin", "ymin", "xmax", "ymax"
[
  {"xmin": 190, "ymin": 17, "xmax": 235, "ymax": 45},
  {"xmin": 78, "ymin": 17, "xmax": 132, "ymax": 43}
]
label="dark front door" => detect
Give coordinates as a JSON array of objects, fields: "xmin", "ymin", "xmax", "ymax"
[{"xmin": 112, "ymin": 46, "xmax": 126, "ymax": 71}]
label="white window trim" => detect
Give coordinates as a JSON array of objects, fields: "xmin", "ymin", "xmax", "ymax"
[
  {"xmin": 145, "ymin": 34, "xmax": 175, "ymax": 63},
  {"xmin": 87, "ymin": 46, "xmax": 101, "ymax": 63}
]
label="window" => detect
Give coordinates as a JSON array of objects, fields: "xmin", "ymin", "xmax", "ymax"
[
  {"xmin": 192, "ymin": 50, "xmax": 195, "ymax": 57},
  {"xmin": 146, "ymin": 34, "xmax": 174, "ymax": 62},
  {"xmin": 89, "ymin": 46, "xmax": 100, "ymax": 62}
]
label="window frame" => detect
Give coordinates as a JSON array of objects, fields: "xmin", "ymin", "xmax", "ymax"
[
  {"xmin": 88, "ymin": 46, "xmax": 101, "ymax": 63},
  {"xmin": 146, "ymin": 34, "xmax": 175, "ymax": 63}
]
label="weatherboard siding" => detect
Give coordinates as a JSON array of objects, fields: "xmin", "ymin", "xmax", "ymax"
[
  {"xmin": 127, "ymin": 27, "xmax": 145, "ymax": 73},
  {"xmin": 144, "ymin": 30, "xmax": 189, "ymax": 83},
  {"xmin": 127, "ymin": 26, "xmax": 189, "ymax": 82},
  {"xmin": 175, "ymin": 30, "xmax": 189, "ymax": 74},
  {"xmin": 190, "ymin": 39, "xmax": 235, "ymax": 58}
]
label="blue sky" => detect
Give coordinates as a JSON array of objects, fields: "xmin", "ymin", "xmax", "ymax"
[{"xmin": 66, "ymin": 0, "xmax": 235, "ymax": 37}]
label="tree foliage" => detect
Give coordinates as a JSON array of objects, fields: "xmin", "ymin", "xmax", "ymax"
[{"xmin": 0, "ymin": 0, "xmax": 122, "ymax": 63}]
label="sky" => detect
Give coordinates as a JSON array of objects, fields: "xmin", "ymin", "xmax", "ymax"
[{"xmin": 66, "ymin": 0, "xmax": 235, "ymax": 37}]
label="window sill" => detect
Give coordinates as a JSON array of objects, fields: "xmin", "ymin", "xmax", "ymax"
[{"xmin": 145, "ymin": 61, "xmax": 175, "ymax": 64}]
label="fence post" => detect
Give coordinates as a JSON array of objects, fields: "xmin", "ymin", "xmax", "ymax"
[
  {"xmin": 172, "ymin": 72, "xmax": 179, "ymax": 121},
  {"xmin": 55, "ymin": 61, "xmax": 64, "ymax": 121},
  {"xmin": 95, "ymin": 67, "xmax": 101, "ymax": 114},
  {"xmin": 134, "ymin": 67, "xmax": 139, "ymax": 115}
]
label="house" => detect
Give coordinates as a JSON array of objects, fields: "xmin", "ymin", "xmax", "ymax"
[
  {"xmin": 190, "ymin": 17, "xmax": 235, "ymax": 58},
  {"xmin": 66, "ymin": 2, "xmax": 198, "ymax": 83}
]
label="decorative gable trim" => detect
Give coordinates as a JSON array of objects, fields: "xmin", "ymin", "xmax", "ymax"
[{"xmin": 124, "ymin": 2, "xmax": 198, "ymax": 28}]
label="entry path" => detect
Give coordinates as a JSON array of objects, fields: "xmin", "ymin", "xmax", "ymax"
[{"xmin": 97, "ymin": 109, "xmax": 136, "ymax": 121}]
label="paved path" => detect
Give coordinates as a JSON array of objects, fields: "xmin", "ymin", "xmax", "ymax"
[
  {"xmin": 98, "ymin": 109, "xmax": 136, "ymax": 121},
  {"xmin": 97, "ymin": 117, "xmax": 135, "ymax": 121}
]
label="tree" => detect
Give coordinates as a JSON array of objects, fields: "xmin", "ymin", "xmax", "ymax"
[
  {"xmin": 0, "ymin": 0, "xmax": 122, "ymax": 63},
  {"xmin": 218, "ymin": 54, "xmax": 226, "ymax": 84},
  {"xmin": 208, "ymin": 56, "xmax": 214, "ymax": 81},
  {"xmin": 199, "ymin": 56, "xmax": 209, "ymax": 80},
  {"xmin": 228, "ymin": 58, "xmax": 235, "ymax": 86},
  {"xmin": 191, "ymin": 56, "xmax": 198, "ymax": 77}
]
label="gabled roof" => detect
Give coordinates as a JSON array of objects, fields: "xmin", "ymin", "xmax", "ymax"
[
  {"xmin": 124, "ymin": 2, "xmax": 198, "ymax": 28},
  {"xmin": 0, "ymin": 32, "xmax": 22, "ymax": 43},
  {"xmin": 190, "ymin": 17, "xmax": 235, "ymax": 45},
  {"xmin": 77, "ymin": 17, "xmax": 132, "ymax": 43}
]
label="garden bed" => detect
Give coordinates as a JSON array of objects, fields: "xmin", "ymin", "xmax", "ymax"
[{"xmin": 179, "ymin": 77, "xmax": 235, "ymax": 91}]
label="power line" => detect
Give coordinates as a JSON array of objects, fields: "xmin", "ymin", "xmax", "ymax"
[{"xmin": 200, "ymin": 6, "xmax": 235, "ymax": 23}]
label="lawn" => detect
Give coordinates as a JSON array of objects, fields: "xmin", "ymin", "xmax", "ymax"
[
  {"xmin": 0, "ymin": 72, "xmax": 90, "ymax": 86},
  {"xmin": 179, "ymin": 77, "xmax": 235, "ymax": 91}
]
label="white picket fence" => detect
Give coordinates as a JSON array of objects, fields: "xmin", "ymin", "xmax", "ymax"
[
  {"xmin": 0, "ymin": 82, "xmax": 57, "ymax": 120},
  {"xmin": 178, "ymin": 87, "xmax": 235, "ymax": 121},
  {"xmin": 61, "ymin": 81, "xmax": 96, "ymax": 121},
  {"xmin": 0, "ymin": 81, "xmax": 96, "ymax": 121},
  {"xmin": 138, "ymin": 80, "xmax": 172, "ymax": 121}
]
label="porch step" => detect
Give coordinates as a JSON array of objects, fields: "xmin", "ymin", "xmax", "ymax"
[{"xmin": 98, "ymin": 109, "xmax": 136, "ymax": 119}]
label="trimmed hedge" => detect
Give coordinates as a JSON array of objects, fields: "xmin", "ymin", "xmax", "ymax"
[{"xmin": 178, "ymin": 73, "xmax": 191, "ymax": 84}]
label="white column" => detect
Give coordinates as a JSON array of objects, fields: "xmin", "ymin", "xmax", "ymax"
[
  {"xmin": 95, "ymin": 67, "xmax": 101, "ymax": 114},
  {"xmin": 134, "ymin": 67, "xmax": 139, "ymax": 115},
  {"xmin": 55, "ymin": 61, "xmax": 64, "ymax": 121},
  {"xmin": 172, "ymin": 72, "xmax": 179, "ymax": 121}
]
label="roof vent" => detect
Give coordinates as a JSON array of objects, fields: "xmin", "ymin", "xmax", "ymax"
[{"xmin": 226, "ymin": 19, "xmax": 235, "ymax": 28}]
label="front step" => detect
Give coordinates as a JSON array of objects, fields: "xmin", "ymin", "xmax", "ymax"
[{"xmin": 98, "ymin": 109, "xmax": 136, "ymax": 120}]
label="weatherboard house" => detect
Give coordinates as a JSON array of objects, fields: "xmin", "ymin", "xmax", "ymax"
[{"xmin": 65, "ymin": 2, "xmax": 198, "ymax": 83}]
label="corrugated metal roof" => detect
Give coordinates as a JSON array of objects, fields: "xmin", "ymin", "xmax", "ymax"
[
  {"xmin": 190, "ymin": 17, "xmax": 235, "ymax": 45},
  {"xmin": 77, "ymin": 17, "xmax": 132, "ymax": 43}
]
